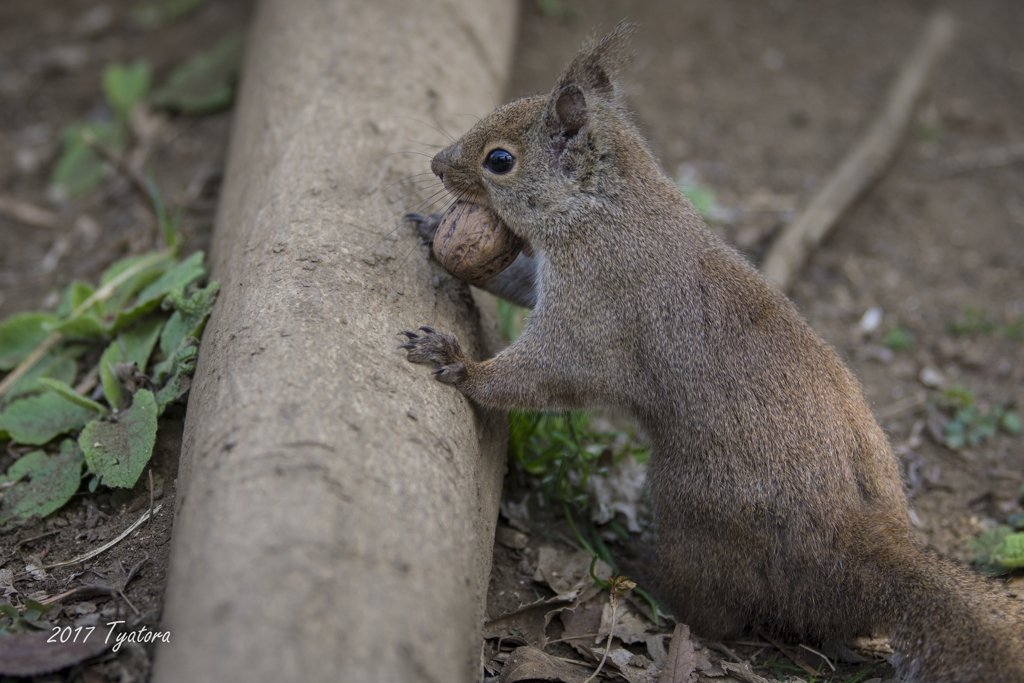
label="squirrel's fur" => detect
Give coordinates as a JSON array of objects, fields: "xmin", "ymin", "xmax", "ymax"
[{"xmin": 400, "ymin": 25, "xmax": 1024, "ymax": 682}]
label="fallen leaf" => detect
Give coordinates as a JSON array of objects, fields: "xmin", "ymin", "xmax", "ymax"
[
  {"xmin": 534, "ymin": 547, "xmax": 611, "ymax": 597},
  {"xmin": 484, "ymin": 594, "xmax": 576, "ymax": 648},
  {"xmin": 598, "ymin": 603, "xmax": 652, "ymax": 644},
  {"xmin": 498, "ymin": 645, "xmax": 593, "ymax": 683},
  {"xmin": 0, "ymin": 630, "xmax": 109, "ymax": 676},
  {"xmin": 657, "ymin": 624, "xmax": 711, "ymax": 683}
]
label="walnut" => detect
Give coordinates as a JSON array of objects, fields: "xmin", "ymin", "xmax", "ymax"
[{"xmin": 432, "ymin": 201, "xmax": 523, "ymax": 284}]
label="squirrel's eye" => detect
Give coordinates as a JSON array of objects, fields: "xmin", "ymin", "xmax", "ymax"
[{"xmin": 484, "ymin": 149, "xmax": 515, "ymax": 174}]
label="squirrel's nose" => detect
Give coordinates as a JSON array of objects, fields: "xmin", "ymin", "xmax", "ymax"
[{"xmin": 431, "ymin": 145, "xmax": 458, "ymax": 180}]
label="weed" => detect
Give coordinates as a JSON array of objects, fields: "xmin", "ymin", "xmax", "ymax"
[
  {"xmin": 883, "ymin": 325, "xmax": 914, "ymax": 352},
  {"xmin": 947, "ymin": 306, "xmax": 1021, "ymax": 340},
  {"xmin": 934, "ymin": 384, "xmax": 1020, "ymax": 451},
  {"xmin": 0, "ymin": 183, "xmax": 217, "ymax": 522}
]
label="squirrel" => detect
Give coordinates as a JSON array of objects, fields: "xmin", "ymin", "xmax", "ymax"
[{"xmin": 399, "ymin": 24, "xmax": 1024, "ymax": 683}]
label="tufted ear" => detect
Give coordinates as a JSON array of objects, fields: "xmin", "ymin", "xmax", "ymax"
[{"xmin": 553, "ymin": 22, "xmax": 635, "ymax": 102}]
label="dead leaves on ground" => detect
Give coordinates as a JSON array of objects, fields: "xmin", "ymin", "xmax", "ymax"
[{"xmin": 484, "ymin": 545, "xmax": 717, "ymax": 683}]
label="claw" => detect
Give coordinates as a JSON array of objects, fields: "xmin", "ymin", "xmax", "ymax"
[
  {"xmin": 398, "ymin": 343, "xmax": 414, "ymax": 350},
  {"xmin": 418, "ymin": 326, "xmax": 436, "ymax": 334},
  {"xmin": 432, "ymin": 368, "xmax": 445, "ymax": 375},
  {"xmin": 399, "ymin": 330, "xmax": 419, "ymax": 339}
]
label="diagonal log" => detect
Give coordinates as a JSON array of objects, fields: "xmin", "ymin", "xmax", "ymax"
[{"xmin": 152, "ymin": 1, "xmax": 518, "ymax": 681}]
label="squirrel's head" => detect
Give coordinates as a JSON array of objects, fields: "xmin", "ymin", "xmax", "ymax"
[{"xmin": 431, "ymin": 23, "xmax": 654, "ymax": 251}]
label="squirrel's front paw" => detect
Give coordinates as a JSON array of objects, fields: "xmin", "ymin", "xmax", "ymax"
[
  {"xmin": 398, "ymin": 326, "xmax": 467, "ymax": 384},
  {"xmin": 404, "ymin": 213, "xmax": 442, "ymax": 245}
]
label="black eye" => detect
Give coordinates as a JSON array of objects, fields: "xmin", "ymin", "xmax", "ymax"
[{"xmin": 484, "ymin": 149, "xmax": 515, "ymax": 174}]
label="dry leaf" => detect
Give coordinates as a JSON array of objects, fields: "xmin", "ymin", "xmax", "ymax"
[
  {"xmin": 498, "ymin": 645, "xmax": 593, "ymax": 683},
  {"xmin": 657, "ymin": 624, "xmax": 711, "ymax": 683},
  {"xmin": 534, "ymin": 547, "xmax": 611, "ymax": 597},
  {"xmin": 598, "ymin": 603, "xmax": 652, "ymax": 644},
  {"xmin": 718, "ymin": 661, "xmax": 774, "ymax": 683},
  {"xmin": 485, "ymin": 594, "xmax": 577, "ymax": 648},
  {"xmin": 0, "ymin": 630, "xmax": 109, "ymax": 676}
]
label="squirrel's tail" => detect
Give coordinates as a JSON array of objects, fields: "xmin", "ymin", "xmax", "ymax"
[{"xmin": 864, "ymin": 539, "xmax": 1024, "ymax": 683}]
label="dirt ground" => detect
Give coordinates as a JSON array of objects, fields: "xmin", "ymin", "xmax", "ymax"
[{"xmin": 1, "ymin": 0, "xmax": 1022, "ymax": 681}]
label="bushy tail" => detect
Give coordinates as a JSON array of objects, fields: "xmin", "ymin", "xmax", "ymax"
[{"xmin": 867, "ymin": 542, "xmax": 1024, "ymax": 683}]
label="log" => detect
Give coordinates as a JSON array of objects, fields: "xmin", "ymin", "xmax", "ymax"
[
  {"xmin": 152, "ymin": 1, "xmax": 518, "ymax": 681},
  {"xmin": 760, "ymin": 10, "xmax": 956, "ymax": 292}
]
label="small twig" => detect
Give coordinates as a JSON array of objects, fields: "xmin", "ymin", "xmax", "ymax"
[
  {"xmin": 34, "ymin": 503, "xmax": 162, "ymax": 570},
  {"xmin": 0, "ymin": 195, "xmax": 60, "ymax": 229},
  {"xmin": 80, "ymin": 129, "xmax": 156, "ymax": 216},
  {"xmin": 546, "ymin": 632, "xmax": 601, "ymax": 645},
  {"xmin": 719, "ymin": 661, "xmax": 775, "ymax": 683},
  {"xmin": 582, "ymin": 576, "xmax": 636, "ymax": 683},
  {"xmin": 705, "ymin": 641, "xmax": 744, "ymax": 663},
  {"xmin": 759, "ymin": 630, "xmax": 819, "ymax": 677},
  {"xmin": 15, "ymin": 529, "xmax": 60, "ymax": 549},
  {"xmin": 799, "ymin": 643, "xmax": 837, "ymax": 672},
  {"xmin": 147, "ymin": 470, "xmax": 155, "ymax": 529},
  {"xmin": 583, "ymin": 597, "xmax": 618, "ymax": 683},
  {"xmin": 761, "ymin": 10, "xmax": 957, "ymax": 292}
]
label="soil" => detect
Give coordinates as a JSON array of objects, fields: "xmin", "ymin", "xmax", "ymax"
[{"xmin": 1, "ymin": 0, "xmax": 1022, "ymax": 681}]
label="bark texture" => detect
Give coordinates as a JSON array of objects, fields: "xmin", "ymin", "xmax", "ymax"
[{"xmin": 153, "ymin": 1, "xmax": 518, "ymax": 681}]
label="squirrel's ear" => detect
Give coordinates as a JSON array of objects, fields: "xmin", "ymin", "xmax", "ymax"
[
  {"xmin": 547, "ymin": 85, "xmax": 588, "ymax": 140},
  {"xmin": 554, "ymin": 22, "xmax": 635, "ymax": 101}
]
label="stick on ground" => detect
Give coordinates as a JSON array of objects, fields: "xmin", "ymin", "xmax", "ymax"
[{"xmin": 760, "ymin": 10, "xmax": 957, "ymax": 292}]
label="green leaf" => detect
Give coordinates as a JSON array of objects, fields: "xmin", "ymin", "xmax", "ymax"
[
  {"xmin": 103, "ymin": 61, "xmax": 152, "ymax": 121},
  {"xmin": 99, "ymin": 251, "xmax": 176, "ymax": 316},
  {"xmin": 678, "ymin": 183, "xmax": 717, "ymax": 220},
  {"xmin": 970, "ymin": 525, "xmax": 1014, "ymax": 570},
  {"xmin": 52, "ymin": 313, "xmax": 106, "ymax": 340},
  {"xmin": 134, "ymin": 0, "xmax": 210, "ymax": 29},
  {"xmin": 0, "ymin": 441, "xmax": 84, "ymax": 523},
  {"xmin": 121, "ymin": 317, "xmax": 165, "ymax": 371},
  {"xmin": 157, "ymin": 281, "xmax": 219, "ymax": 361},
  {"xmin": 98, "ymin": 318, "xmax": 165, "ymax": 408},
  {"xmin": 154, "ymin": 342, "xmax": 197, "ymax": 413},
  {"xmin": 110, "ymin": 251, "xmax": 205, "ymax": 332},
  {"xmin": 0, "ymin": 393, "xmax": 98, "ymax": 445},
  {"xmin": 151, "ymin": 33, "xmax": 246, "ymax": 114},
  {"xmin": 80, "ymin": 389, "xmax": 158, "ymax": 488},
  {"xmin": 0, "ymin": 312, "xmax": 59, "ymax": 370},
  {"xmin": 2, "ymin": 349, "xmax": 79, "ymax": 404},
  {"xmin": 1001, "ymin": 410, "xmax": 1022, "ymax": 435},
  {"xmin": 883, "ymin": 326, "xmax": 915, "ymax": 352},
  {"xmin": 992, "ymin": 532, "xmax": 1024, "ymax": 569},
  {"xmin": 39, "ymin": 378, "xmax": 110, "ymax": 416},
  {"xmin": 99, "ymin": 341, "xmax": 127, "ymax": 409},
  {"xmin": 48, "ymin": 121, "xmax": 127, "ymax": 201},
  {"xmin": 55, "ymin": 281, "xmax": 101, "ymax": 319}
]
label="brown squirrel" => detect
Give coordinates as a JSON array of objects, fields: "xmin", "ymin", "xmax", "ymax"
[{"xmin": 399, "ymin": 25, "xmax": 1024, "ymax": 682}]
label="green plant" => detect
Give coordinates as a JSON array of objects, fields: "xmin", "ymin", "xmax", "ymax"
[
  {"xmin": 0, "ymin": 600, "xmax": 56, "ymax": 634},
  {"xmin": 946, "ymin": 306, "xmax": 1021, "ymax": 339},
  {"xmin": 50, "ymin": 38, "xmax": 245, "ymax": 201},
  {"xmin": 936, "ymin": 385, "xmax": 1020, "ymax": 451},
  {"xmin": 0, "ymin": 197, "xmax": 217, "ymax": 522},
  {"xmin": 969, "ymin": 525, "xmax": 1024, "ymax": 574},
  {"xmin": 677, "ymin": 182, "xmax": 717, "ymax": 222},
  {"xmin": 883, "ymin": 325, "xmax": 914, "ymax": 352}
]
